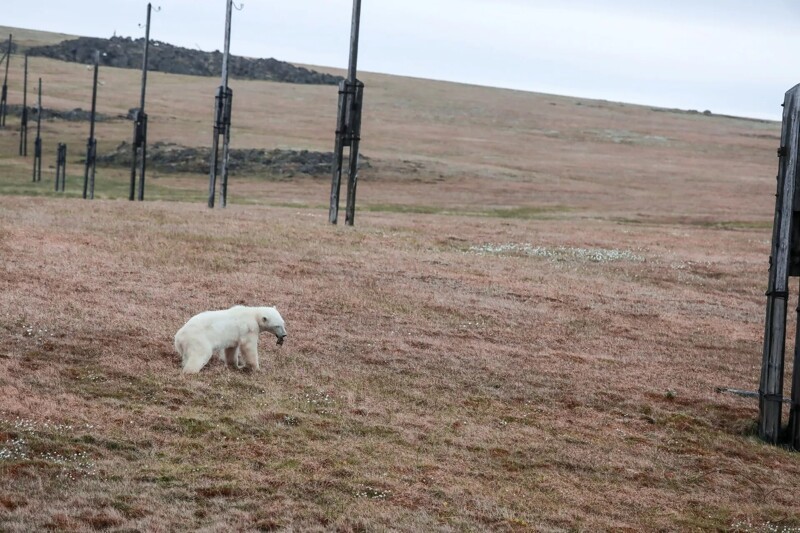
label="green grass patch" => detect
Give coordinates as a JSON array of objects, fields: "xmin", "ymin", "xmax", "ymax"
[
  {"xmin": 364, "ymin": 203, "xmax": 570, "ymax": 219},
  {"xmin": 176, "ymin": 417, "xmax": 214, "ymax": 437},
  {"xmin": 481, "ymin": 205, "xmax": 571, "ymax": 219},
  {"xmin": 613, "ymin": 216, "xmax": 771, "ymax": 231}
]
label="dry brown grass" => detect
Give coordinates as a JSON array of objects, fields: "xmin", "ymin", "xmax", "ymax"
[{"xmin": 0, "ymin": 26, "xmax": 799, "ymax": 532}]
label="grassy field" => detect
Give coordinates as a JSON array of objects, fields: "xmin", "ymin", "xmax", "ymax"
[{"xmin": 1, "ymin": 26, "xmax": 799, "ymax": 532}]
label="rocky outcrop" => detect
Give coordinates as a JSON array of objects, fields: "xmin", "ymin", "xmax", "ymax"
[
  {"xmin": 27, "ymin": 36, "xmax": 343, "ymax": 85},
  {"xmin": 96, "ymin": 142, "xmax": 366, "ymax": 178}
]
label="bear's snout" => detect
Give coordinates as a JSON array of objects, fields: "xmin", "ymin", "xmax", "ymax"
[{"xmin": 277, "ymin": 334, "xmax": 286, "ymax": 346}]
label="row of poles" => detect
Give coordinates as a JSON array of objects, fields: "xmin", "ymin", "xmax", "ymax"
[
  {"xmin": 206, "ymin": 0, "xmax": 364, "ymax": 225},
  {"xmin": 2, "ymin": 0, "xmax": 365, "ymax": 224},
  {"xmin": 1, "ymin": 35, "xmax": 100, "ymax": 198}
]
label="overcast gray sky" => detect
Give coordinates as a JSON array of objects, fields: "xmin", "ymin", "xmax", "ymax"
[{"xmin": 6, "ymin": 0, "xmax": 800, "ymax": 120}]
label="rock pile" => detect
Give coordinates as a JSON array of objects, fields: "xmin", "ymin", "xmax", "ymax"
[
  {"xmin": 27, "ymin": 36, "xmax": 343, "ymax": 85},
  {"xmin": 96, "ymin": 141, "xmax": 367, "ymax": 178},
  {"xmin": 6, "ymin": 104, "xmax": 115, "ymax": 122}
]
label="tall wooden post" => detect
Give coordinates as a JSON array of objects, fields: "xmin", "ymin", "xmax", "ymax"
[
  {"xmin": 84, "ymin": 51, "xmax": 99, "ymax": 200},
  {"xmin": 32, "ymin": 78, "xmax": 42, "ymax": 182},
  {"xmin": 329, "ymin": 0, "xmax": 365, "ymax": 225},
  {"xmin": 760, "ymin": 84, "xmax": 800, "ymax": 446},
  {"xmin": 130, "ymin": 3, "xmax": 152, "ymax": 202},
  {"xmin": 209, "ymin": 0, "xmax": 235, "ymax": 209},
  {"xmin": 0, "ymin": 34, "xmax": 11, "ymax": 128},
  {"xmin": 19, "ymin": 53, "xmax": 28, "ymax": 156}
]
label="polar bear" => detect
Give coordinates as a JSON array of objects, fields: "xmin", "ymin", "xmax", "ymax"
[{"xmin": 174, "ymin": 305, "xmax": 287, "ymax": 374}]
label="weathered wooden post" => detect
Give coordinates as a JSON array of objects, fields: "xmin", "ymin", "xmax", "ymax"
[
  {"xmin": 83, "ymin": 51, "xmax": 99, "ymax": 200},
  {"xmin": 760, "ymin": 83, "xmax": 800, "ymax": 449},
  {"xmin": 329, "ymin": 0, "xmax": 365, "ymax": 226},
  {"xmin": 130, "ymin": 3, "xmax": 153, "ymax": 202},
  {"xmin": 19, "ymin": 53, "xmax": 28, "ymax": 156},
  {"xmin": 32, "ymin": 78, "xmax": 42, "ymax": 183},
  {"xmin": 208, "ymin": 0, "xmax": 235, "ymax": 209},
  {"xmin": 55, "ymin": 143, "xmax": 67, "ymax": 192},
  {"xmin": 0, "ymin": 34, "xmax": 11, "ymax": 128}
]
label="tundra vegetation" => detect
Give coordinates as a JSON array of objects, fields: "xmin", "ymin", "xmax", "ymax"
[{"xmin": 0, "ymin": 25, "xmax": 798, "ymax": 532}]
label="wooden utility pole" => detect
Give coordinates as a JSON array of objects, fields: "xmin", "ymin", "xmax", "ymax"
[
  {"xmin": 329, "ymin": 0, "xmax": 365, "ymax": 225},
  {"xmin": 83, "ymin": 51, "xmax": 100, "ymax": 200},
  {"xmin": 19, "ymin": 53, "xmax": 28, "ymax": 156},
  {"xmin": 760, "ymin": 83, "xmax": 800, "ymax": 449},
  {"xmin": 130, "ymin": 3, "xmax": 153, "ymax": 201},
  {"xmin": 208, "ymin": 0, "xmax": 235, "ymax": 208},
  {"xmin": 0, "ymin": 34, "xmax": 12, "ymax": 128},
  {"xmin": 32, "ymin": 78, "xmax": 42, "ymax": 182}
]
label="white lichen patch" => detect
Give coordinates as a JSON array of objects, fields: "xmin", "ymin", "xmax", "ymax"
[
  {"xmin": 731, "ymin": 520, "xmax": 800, "ymax": 533},
  {"xmin": 589, "ymin": 128, "xmax": 670, "ymax": 145},
  {"xmin": 0, "ymin": 417, "xmax": 97, "ymax": 480},
  {"xmin": 298, "ymin": 390, "xmax": 337, "ymax": 415},
  {"xmin": 469, "ymin": 243, "xmax": 644, "ymax": 263},
  {"xmin": 354, "ymin": 486, "xmax": 392, "ymax": 500}
]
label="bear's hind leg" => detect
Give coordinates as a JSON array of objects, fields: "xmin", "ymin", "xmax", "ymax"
[
  {"xmin": 224, "ymin": 346, "xmax": 241, "ymax": 369},
  {"xmin": 182, "ymin": 343, "xmax": 213, "ymax": 374}
]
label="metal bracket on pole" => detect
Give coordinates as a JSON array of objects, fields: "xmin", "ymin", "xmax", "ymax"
[
  {"xmin": 129, "ymin": 110, "xmax": 148, "ymax": 201},
  {"xmin": 209, "ymin": 85, "xmax": 233, "ymax": 208},
  {"xmin": 344, "ymin": 80, "xmax": 364, "ymax": 225},
  {"xmin": 85, "ymin": 138, "xmax": 97, "ymax": 199},
  {"xmin": 329, "ymin": 79, "xmax": 364, "ymax": 225},
  {"xmin": 55, "ymin": 143, "xmax": 67, "ymax": 192}
]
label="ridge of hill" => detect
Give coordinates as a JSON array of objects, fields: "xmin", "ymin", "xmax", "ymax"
[{"xmin": 25, "ymin": 35, "xmax": 344, "ymax": 85}]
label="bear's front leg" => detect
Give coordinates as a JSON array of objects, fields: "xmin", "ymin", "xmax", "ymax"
[{"xmin": 239, "ymin": 336, "xmax": 260, "ymax": 371}]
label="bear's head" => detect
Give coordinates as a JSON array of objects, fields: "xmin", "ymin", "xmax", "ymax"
[{"xmin": 258, "ymin": 306, "xmax": 287, "ymax": 345}]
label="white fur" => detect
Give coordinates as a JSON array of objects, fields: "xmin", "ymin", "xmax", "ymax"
[{"xmin": 174, "ymin": 305, "xmax": 286, "ymax": 374}]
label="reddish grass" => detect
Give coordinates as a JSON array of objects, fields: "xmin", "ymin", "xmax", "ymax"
[
  {"xmin": 0, "ymin": 25, "xmax": 799, "ymax": 532},
  {"xmin": 0, "ymin": 197, "xmax": 798, "ymax": 531}
]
